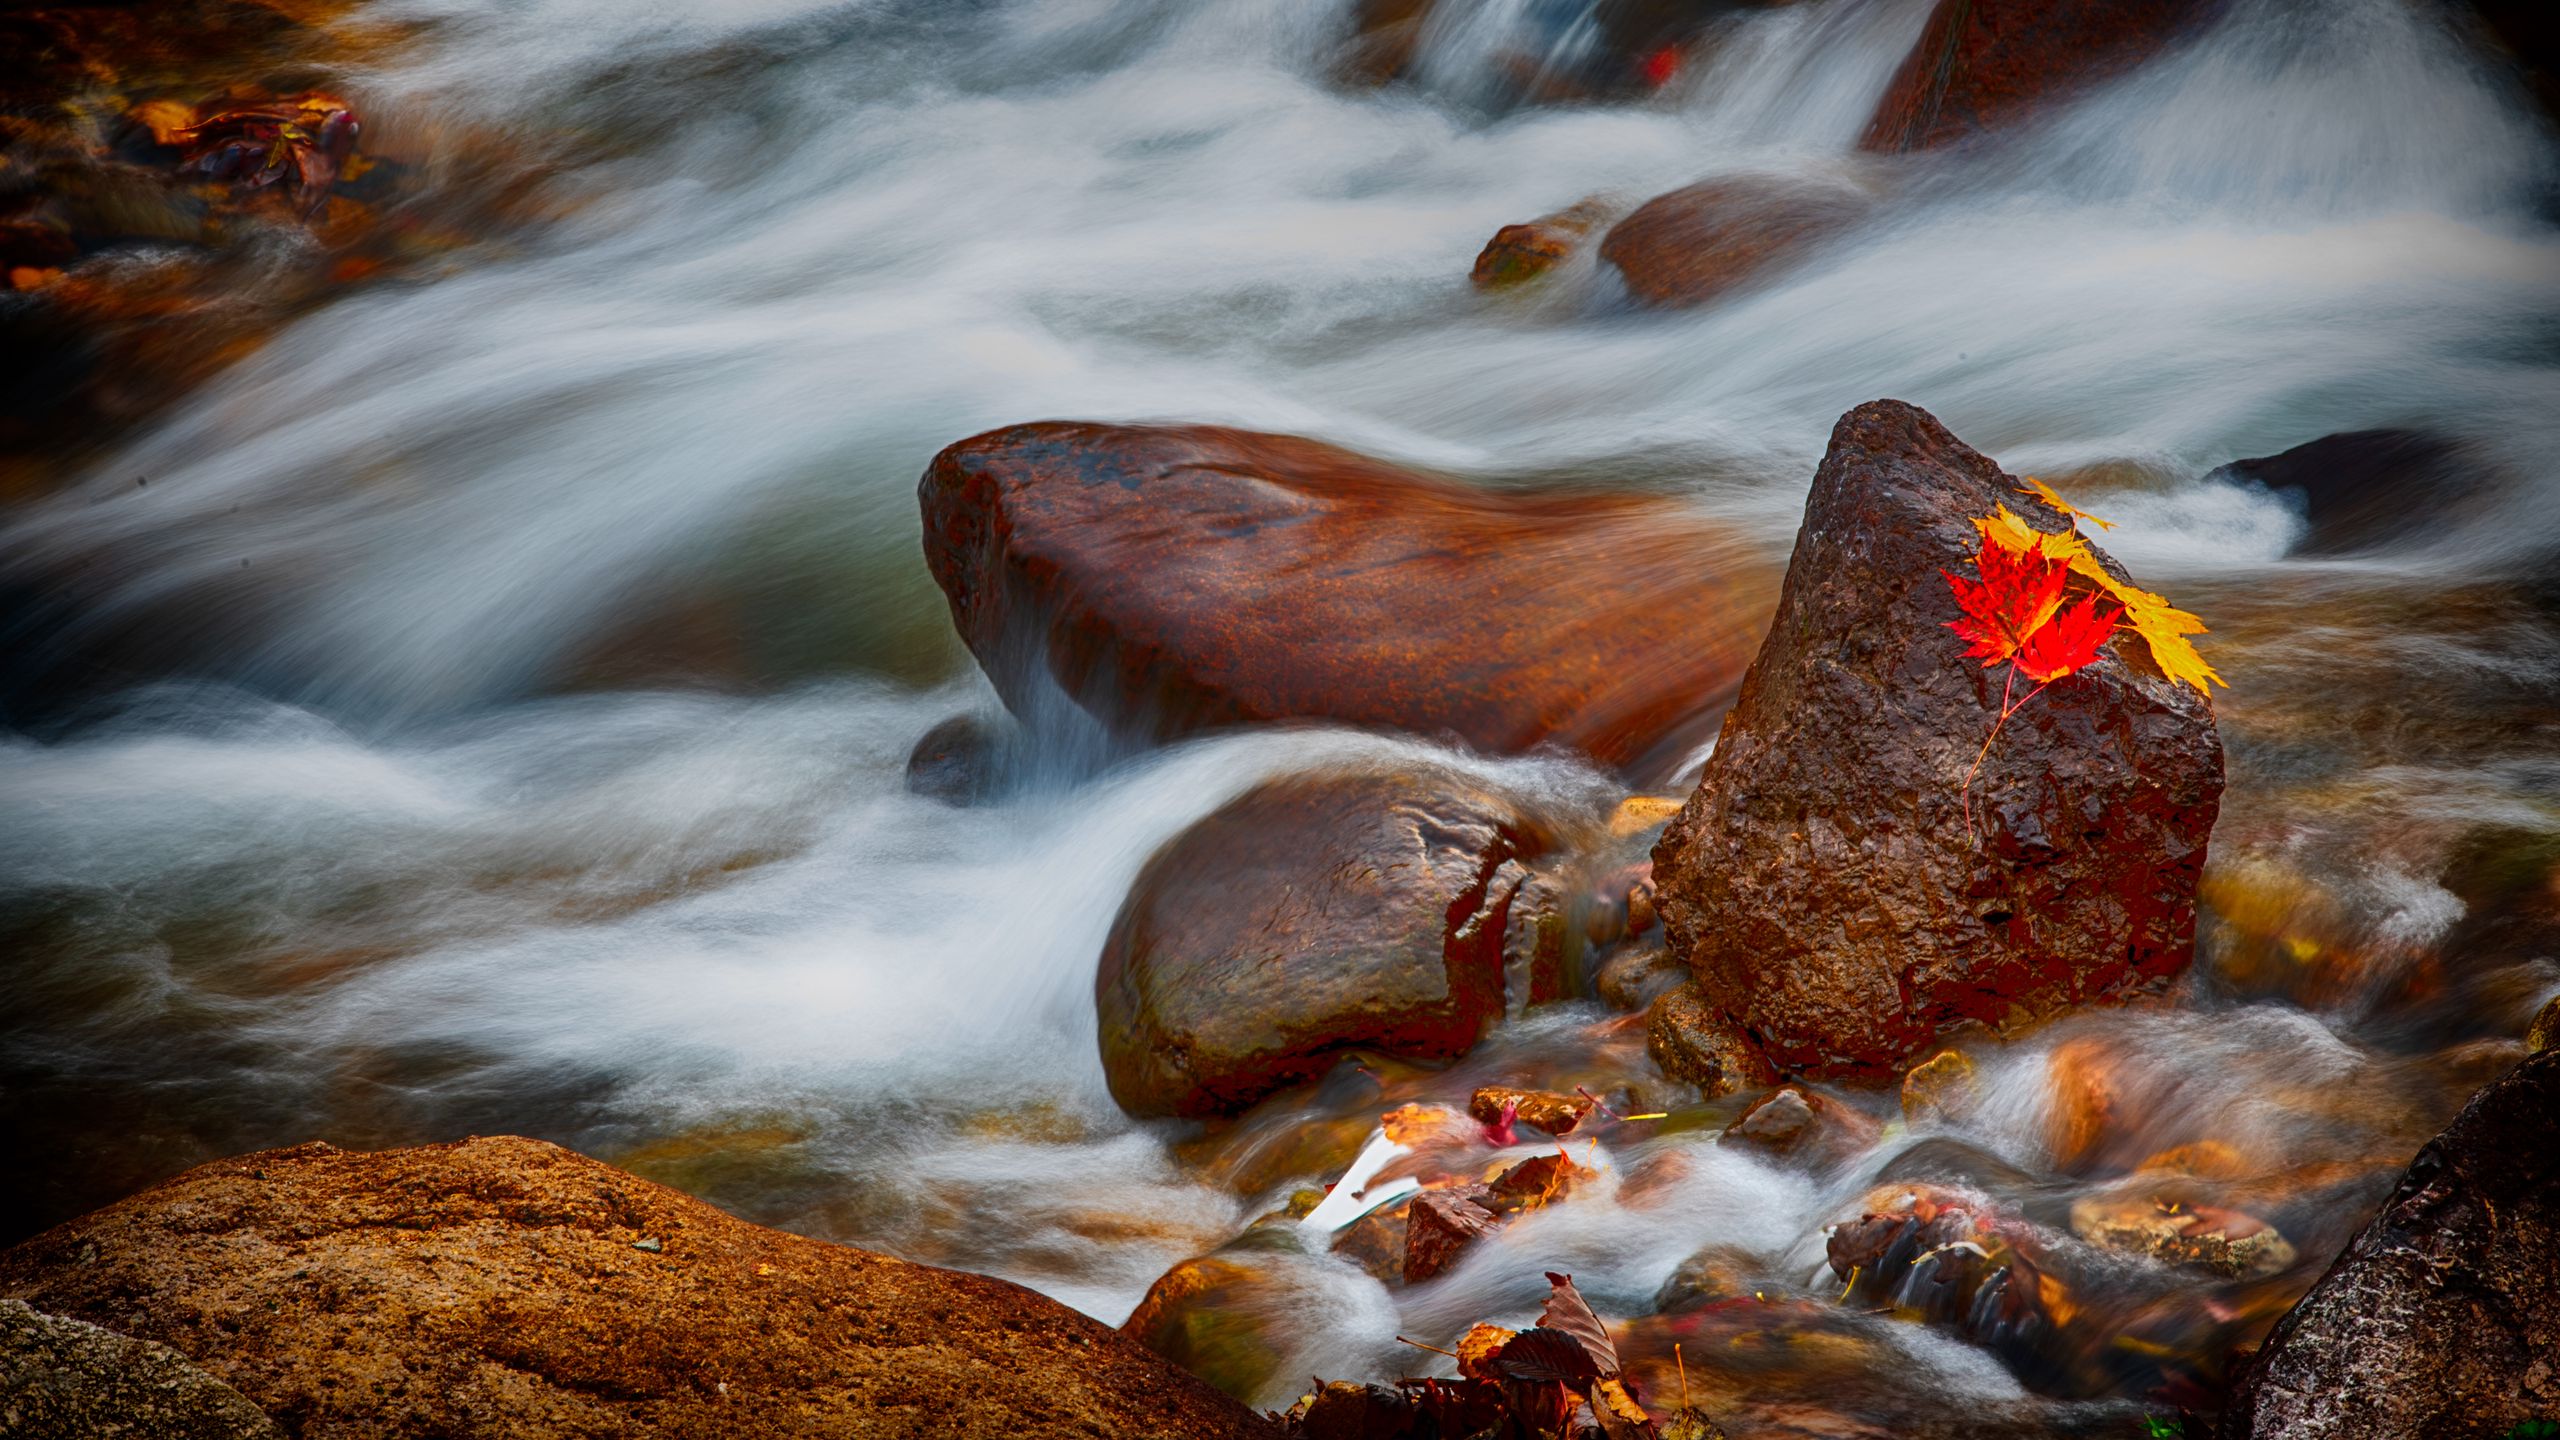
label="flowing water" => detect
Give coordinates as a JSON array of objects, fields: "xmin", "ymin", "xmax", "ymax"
[{"xmin": 4, "ymin": 0, "xmax": 2559, "ymax": 1430}]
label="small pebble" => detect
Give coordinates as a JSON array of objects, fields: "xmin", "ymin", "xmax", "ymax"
[{"xmin": 634, "ymin": 1237, "xmax": 663, "ymax": 1253}]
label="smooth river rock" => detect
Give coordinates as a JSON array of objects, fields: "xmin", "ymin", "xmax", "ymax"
[
  {"xmin": 1097, "ymin": 765, "xmax": 1553, "ymax": 1119},
  {"xmin": 0, "ymin": 1136, "xmax": 1278, "ymax": 1440},
  {"xmin": 919, "ymin": 422, "xmax": 1773, "ymax": 780},
  {"xmin": 1860, "ymin": 0, "xmax": 2225, "ymax": 153},
  {"xmin": 1599, "ymin": 173, "xmax": 1874, "ymax": 309},
  {"xmin": 2221, "ymin": 1050, "xmax": 2560, "ymax": 1438},
  {"xmin": 1651, "ymin": 400, "xmax": 2223, "ymax": 1078}
]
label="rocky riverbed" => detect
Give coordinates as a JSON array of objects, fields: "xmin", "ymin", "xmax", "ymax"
[{"xmin": 6, "ymin": 0, "xmax": 2559, "ymax": 1436}]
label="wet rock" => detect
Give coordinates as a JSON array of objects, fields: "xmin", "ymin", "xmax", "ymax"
[
  {"xmin": 1859, "ymin": 0, "xmax": 2226, "ymax": 153},
  {"xmin": 0, "ymin": 1136, "xmax": 1277, "ymax": 1440},
  {"xmin": 2221, "ymin": 1050, "xmax": 2560, "ymax": 1439},
  {"xmin": 904, "ymin": 711, "xmax": 1004, "ymax": 803},
  {"xmin": 2040, "ymin": 1034, "xmax": 2123, "ymax": 1170},
  {"xmin": 1651, "ymin": 400, "xmax": 2224, "ymax": 1079},
  {"xmin": 1336, "ymin": 0, "xmax": 1781, "ymax": 102},
  {"xmin": 1594, "ymin": 938, "xmax": 1686, "ymax": 1012},
  {"xmin": 1120, "ymin": 1249, "xmax": 1296, "ymax": 1404},
  {"xmin": 1330, "ymin": 1201, "xmax": 1411, "ymax": 1282},
  {"xmin": 1899, "ymin": 1048, "xmax": 1984, "ymax": 1125},
  {"xmin": 0, "ymin": 1299, "xmax": 280, "ymax": 1439},
  {"xmin": 1722, "ymin": 1085, "xmax": 1881, "ymax": 1168},
  {"xmin": 1599, "ymin": 173, "xmax": 1873, "ymax": 309},
  {"xmin": 2067, "ymin": 1193, "xmax": 2295, "ymax": 1279},
  {"xmin": 1826, "ymin": 1185, "xmax": 2060, "ymax": 1377},
  {"xmin": 2215, "ymin": 429, "xmax": 2490, "ymax": 557},
  {"xmin": 1467, "ymin": 1086, "xmax": 1592, "ymax": 1137},
  {"xmin": 1645, "ymin": 981, "xmax": 1778, "ymax": 1096},
  {"xmin": 1472, "ymin": 198, "xmax": 1618, "ymax": 288},
  {"xmin": 1650, "ymin": 1243, "xmax": 1761, "ymax": 1313},
  {"xmin": 1403, "ymin": 1187, "xmax": 1501, "ymax": 1282},
  {"xmin": 919, "ymin": 422, "xmax": 1775, "ymax": 779},
  {"xmin": 2531, "ymin": 991, "xmax": 2560, "ymax": 1051},
  {"xmin": 1096, "ymin": 765, "xmax": 1549, "ymax": 1119}
]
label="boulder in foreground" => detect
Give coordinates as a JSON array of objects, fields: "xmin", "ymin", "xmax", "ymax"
[
  {"xmin": 1651, "ymin": 400, "xmax": 2223, "ymax": 1078},
  {"xmin": 2221, "ymin": 1051, "xmax": 2560, "ymax": 1438},
  {"xmin": 920, "ymin": 423, "xmax": 1774, "ymax": 780},
  {"xmin": 0, "ymin": 1136, "xmax": 1278, "ymax": 1440},
  {"xmin": 1098, "ymin": 765, "xmax": 1554, "ymax": 1119}
]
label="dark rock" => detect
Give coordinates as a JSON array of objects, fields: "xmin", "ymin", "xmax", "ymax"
[
  {"xmin": 1404, "ymin": 1188, "xmax": 1501, "ymax": 1282},
  {"xmin": 1472, "ymin": 198, "xmax": 1616, "ymax": 288},
  {"xmin": 2221, "ymin": 1051, "xmax": 2560, "ymax": 1438},
  {"xmin": 1651, "ymin": 400, "xmax": 2223, "ymax": 1079},
  {"xmin": 0, "ymin": 1299, "xmax": 279, "ymax": 1440},
  {"xmin": 918, "ymin": 422, "xmax": 1775, "ymax": 781},
  {"xmin": 1337, "ymin": 0, "xmax": 1786, "ymax": 102},
  {"xmin": 1599, "ymin": 174, "xmax": 1873, "ymax": 309},
  {"xmin": 2466, "ymin": 0, "xmax": 2560, "ymax": 119},
  {"xmin": 0, "ymin": 1137, "xmax": 1278, "ymax": 1440},
  {"xmin": 2532, "ymin": 992, "xmax": 2560, "ymax": 1051},
  {"xmin": 2214, "ymin": 429, "xmax": 2486, "ymax": 556},
  {"xmin": 1096, "ymin": 765, "xmax": 1551, "ymax": 1119},
  {"xmin": 904, "ymin": 712, "xmax": 1003, "ymax": 803},
  {"xmin": 1651, "ymin": 1243, "xmax": 1761, "ymax": 1313},
  {"xmin": 1593, "ymin": 938, "xmax": 1686, "ymax": 1012},
  {"xmin": 1860, "ymin": 0, "xmax": 2225, "ymax": 153},
  {"xmin": 1644, "ymin": 981, "xmax": 1777, "ymax": 1096}
]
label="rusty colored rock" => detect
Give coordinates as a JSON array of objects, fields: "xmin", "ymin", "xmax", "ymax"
[
  {"xmin": 1651, "ymin": 400, "xmax": 2224, "ymax": 1079},
  {"xmin": 0, "ymin": 1136, "xmax": 1278, "ymax": 1440},
  {"xmin": 919, "ymin": 422, "xmax": 1775, "ymax": 779},
  {"xmin": 1404, "ymin": 1187, "xmax": 1501, "ymax": 1282},
  {"xmin": 1645, "ymin": 981, "xmax": 1777, "ymax": 1096},
  {"xmin": 2221, "ymin": 1051, "xmax": 2560, "ymax": 1438},
  {"xmin": 1096, "ymin": 765, "xmax": 1548, "ymax": 1119},
  {"xmin": 2531, "ymin": 991, "xmax": 2560, "ymax": 1051},
  {"xmin": 1471, "ymin": 198, "xmax": 1616, "ymax": 288},
  {"xmin": 1599, "ymin": 174, "xmax": 1872, "ymax": 308},
  {"xmin": 1467, "ymin": 1086, "xmax": 1591, "ymax": 1137},
  {"xmin": 1859, "ymin": 0, "xmax": 2224, "ymax": 153},
  {"xmin": 2041, "ymin": 1034, "xmax": 2125, "ymax": 1170}
]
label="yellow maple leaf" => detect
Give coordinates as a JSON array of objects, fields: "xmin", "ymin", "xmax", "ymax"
[{"xmin": 2019, "ymin": 476, "xmax": 2116, "ymax": 530}]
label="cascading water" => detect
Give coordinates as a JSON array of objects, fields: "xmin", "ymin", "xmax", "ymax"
[{"xmin": 3, "ymin": 0, "xmax": 2557, "ymax": 1430}]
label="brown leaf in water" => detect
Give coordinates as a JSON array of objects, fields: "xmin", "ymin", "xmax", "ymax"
[{"xmin": 1490, "ymin": 1326, "xmax": 1603, "ymax": 1384}]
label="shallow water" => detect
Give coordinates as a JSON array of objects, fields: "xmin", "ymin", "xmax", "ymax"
[{"xmin": 4, "ymin": 0, "xmax": 2559, "ymax": 1430}]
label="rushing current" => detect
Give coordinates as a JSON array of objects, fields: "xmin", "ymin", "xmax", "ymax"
[{"xmin": 4, "ymin": 0, "xmax": 2558, "ymax": 1430}]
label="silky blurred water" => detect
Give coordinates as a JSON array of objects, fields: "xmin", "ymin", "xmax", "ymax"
[{"xmin": 3, "ymin": 0, "xmax": 2558, "ymax": 1427}]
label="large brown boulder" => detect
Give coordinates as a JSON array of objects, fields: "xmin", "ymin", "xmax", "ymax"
[
  {"xmin": 920, "ymin": 422, "xmax": 1773, "ymax": 780},
  {"xmin": 1860, "ymin": 0, "xmax": 2224, "ymax": 153},
  {"xmin": 0, "ymin": 1136, "xmax": 1279, "ymax": 1440},
  {"xmin": 1598, "ymin": 174, "xmax": 1873, "ymax": 309},
  {"xmin": 1651, "ymin": 400, "xmax": 2222, "ymax": 1078},
  {"xmin": 2221, "ymin": 1051, "xmax": 2560, "ymax": 1437},
  {"xmin": 1098, "ymin": 765, "xmax": 1557, "ymax": 1119}
]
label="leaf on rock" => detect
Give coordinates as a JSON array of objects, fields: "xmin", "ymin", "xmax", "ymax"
[
  {"xmin": 1973, "ymin": 504, "xmax": 2223, "ymax": 694},
  {"xmin": 2018, "ymin": 476, "xmax": 2116, "ymax": 530},
  {"xmin": 2013, "ymin": 593, "xmax": 2123, "ymax": 684},
  {"xmin": 1491, "ymin": 1326, "xmax": 1603, "ymax": 1384},
  {"xmin": 1455, "ymin": 1323, "xmax": 1515, "ymax": 1381},
  {"xmin": 1590, "ymin": 1375, "xmax": 1657, "ymax": 1440},
  {"xmin": 1535, "ymin": 1271, "xmax": 1619, "ymax": 1374},
  {"xmin": 1943, "ymin": 535, "xmax": 2067, "ymax": 667}
]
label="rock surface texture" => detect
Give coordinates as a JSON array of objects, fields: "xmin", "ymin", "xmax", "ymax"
[
  {"xmin": 1651, "ymin": 400, "xmax": 2223, "ymax": 1078},
  {"xmin": 1860, "ymin": 0, "xmax": 2223, "ymax": 153},
  {"xmin": 0, "ymin": 1298, "xmax": 280, "ymax": 1440},
  {"xmin": 1097, "ymin": 765, "xmax": 1553, "ymax": 1118},
  {"xmin": 0, "ymin": 1137, "xmax": 1278, "ymax": 1440},
  {"xmin": 920, "ymin": 422, "xmax": 1772, "ymax": 780},
  {"xmin": 1598, "ymin": 175, "xmax": 1872, "ymax": 308},
  {"xmin": 2221, "ymin": 1051, "xmax": 2560, "ymax": 1438}
]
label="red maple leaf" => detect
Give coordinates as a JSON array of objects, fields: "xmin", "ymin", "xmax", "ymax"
[
  {"xmin": 1943, "ymin": 538, "xmax": 2066, "ymax": 667},
  {"xmin": 2013, "ymin": 593, "xmax": 2123, "ymax": 683}
]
